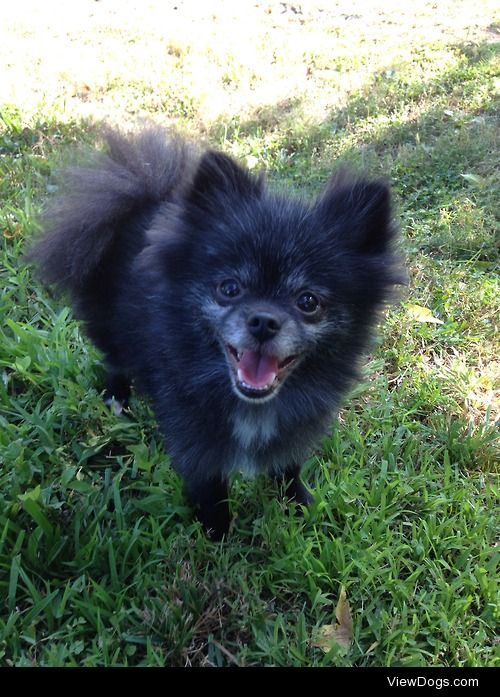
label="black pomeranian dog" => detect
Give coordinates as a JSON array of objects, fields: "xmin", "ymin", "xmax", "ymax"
[{"xmin": 29, "ymin": 126, "xmax": 404, "ymax": 539}]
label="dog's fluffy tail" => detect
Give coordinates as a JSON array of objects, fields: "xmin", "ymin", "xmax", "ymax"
[{"xmin": 28, "ymin": 126, "xmax": 191, "ymax": 292}]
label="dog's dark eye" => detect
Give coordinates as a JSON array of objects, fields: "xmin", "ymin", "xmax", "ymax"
[
  {"xmin": 218, "ymin": 279, "xmax": 241, "ymax": 299},
  {"xmin": 296, "ymin": 291, "xmax": 320, "ymax": 314}
]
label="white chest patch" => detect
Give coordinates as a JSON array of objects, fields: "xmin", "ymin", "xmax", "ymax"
[{"xmin": 230, "ymin": 409, "xmax": 278, "ymax": 450}]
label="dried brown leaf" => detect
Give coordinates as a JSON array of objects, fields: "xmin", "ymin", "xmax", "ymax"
[{"xmin": 312, "ymin": 588, "xmax": 353, "ymax": 654}]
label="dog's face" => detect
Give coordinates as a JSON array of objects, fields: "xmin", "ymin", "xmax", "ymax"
[
  {"xmin": 162, "ymin": 150, "xmax": 400, "ymax": 404},
  {"xmin": 204, "ymin": 272, "xmax": 335, "ymax": 403},
  {"xmin": 195, "ymin": 214, "xmax": 352, "ymax": 403}
]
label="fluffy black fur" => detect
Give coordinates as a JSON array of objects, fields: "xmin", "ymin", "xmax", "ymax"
[{"xmin": 29, "ymin": 126, "xmax": 405, "ymax": 539}]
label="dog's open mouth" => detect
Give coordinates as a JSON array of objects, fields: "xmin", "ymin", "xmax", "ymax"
[{"xmin": 226, "ymin": 344, "xmax": 298, "ymax": 400}]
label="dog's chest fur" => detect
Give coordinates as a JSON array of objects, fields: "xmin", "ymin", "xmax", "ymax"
[
  {"xmin": 228, "ymin": 406, "xmax": 318, "ymax": 477},
  {"xmin": 228, "ymin": 408, "xmax": 278, "ymax": 475},
  {"xmin": 230, "ymin": 409, "xmax": 278, "ymax": 450}
]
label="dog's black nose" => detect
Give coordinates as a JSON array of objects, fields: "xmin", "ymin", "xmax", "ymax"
[{"xmin": 247, "ymin": 312, "xmax": 281, "ymax": 342}]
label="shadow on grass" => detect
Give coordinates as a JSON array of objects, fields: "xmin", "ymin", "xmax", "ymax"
[
  {"xmin": 208, "ymin": 40, "xmax": 498, "ymax": 261},
  {"xmin": 3, "ymin": 38, "xmax": 497, "ymax": 260},
  {"xmin": 0, "ymin": 107, "xmax": 100, "ymax": 236}
]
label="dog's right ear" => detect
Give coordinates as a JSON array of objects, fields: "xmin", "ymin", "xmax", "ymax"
[{"xmin": 187, "ymin": 150, "xmax": 263, "ymax": 211}]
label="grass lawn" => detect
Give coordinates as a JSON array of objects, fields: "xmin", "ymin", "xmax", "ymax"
[{"xmin": 0, "ymin": 0, "xmax": 498, "ymax": 667}]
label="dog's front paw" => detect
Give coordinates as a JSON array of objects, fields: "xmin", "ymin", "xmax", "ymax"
[
  {"xmin": 275, "ymin": 466, "xmax": 314, "ymax": 509},
  {"xmin": 186, "ymin": 478, "xmax": 231, "ymax": 541},
  {"xmin": 196, "ymin": 503, "xmax": 231, "ymax": 541},
  {"xmin": 287, "ymin": 478, "xmax": 314, "ymax": 507}
]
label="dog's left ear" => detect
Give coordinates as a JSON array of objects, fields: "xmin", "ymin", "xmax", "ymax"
[
  {"xmin": 317, "ymin": 175, "xmax": 395, "ymax": 255},
  {"xmin": 187, "ymin": 150, "xmax": 263, "ymax": 211}
]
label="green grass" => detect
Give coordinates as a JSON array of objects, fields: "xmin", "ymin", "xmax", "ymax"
[{"xmin": 0, "ymin": 2, "xmax": 498, "ymax": 667}]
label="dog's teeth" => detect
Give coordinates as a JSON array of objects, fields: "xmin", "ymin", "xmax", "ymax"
[{"xmin": 236, "ymin": 369, "xmax": 274, "ymax": 392}]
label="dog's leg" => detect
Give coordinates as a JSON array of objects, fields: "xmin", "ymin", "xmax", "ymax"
[
  {"xmin": 276, "ymin": 464, "xmax": 314, "ymax": 507},
  {"xmin": 103, "ymin": 368, "xmax": 131, "ymax": 415},
  {"xmin": 185, "ymin": 478, "xmax": 231, "ymax": 541}
]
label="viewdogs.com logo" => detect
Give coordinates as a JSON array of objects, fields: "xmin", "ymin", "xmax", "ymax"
[{"xmin": 387, "ymin": 676, "xmax": 479, "ymax": 689}]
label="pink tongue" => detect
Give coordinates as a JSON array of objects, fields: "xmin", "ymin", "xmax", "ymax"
[{"xmin": 238, "ymin": 351, "xmax": 279, "ymax": 389}]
